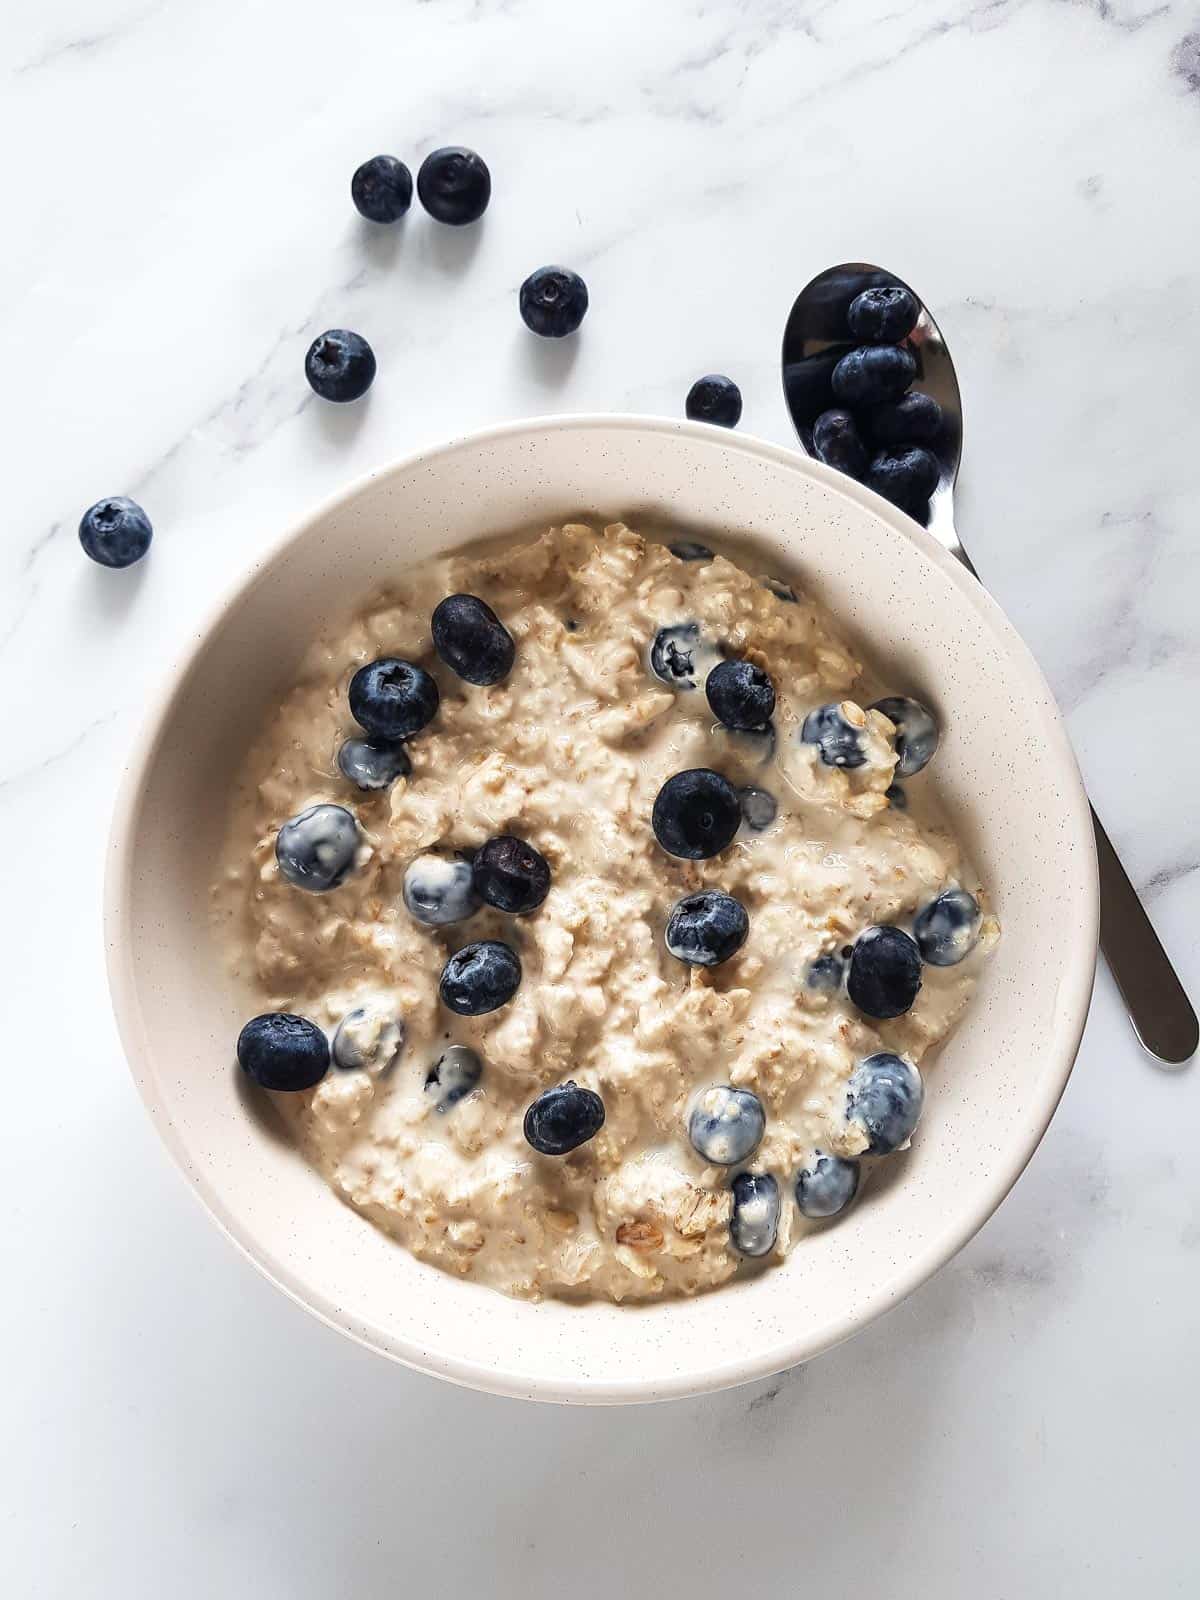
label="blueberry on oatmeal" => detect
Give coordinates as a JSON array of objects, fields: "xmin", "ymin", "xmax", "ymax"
[
  {"xmin": 349, "ymin": 658, "xmax": 439, "ymax": 740},
  {"xmin": 795, "ymin": 1153, "xmax": 859, "ymax": 1219},
  {"xmin": 237, "ymin": 1013, "xmax": 329, "ymax": 1092},
  {"xmin": 730, "ymin": 1172, "xmax": 780, "ymax": 1257},
  {"xmin": 806, "ymin": 952, "xmax": 845, "ymax": 994},
  {"xmin": 688, "ymin": 1086, "xmax": 766, "ymax": 1165},
  {"xmin": 914, "ymin": 888, "xmax": 982, "ymax": 966},
  {"xmin": 738, "ymin": 785, "xmax": 777, "ymax": 831},
  {"xmin": 275, "ymin": 804, "xmax": 361, "ymax": 892},
  {"xmin": 431, "ymin": 594, "xmax": 515, "ymax": 685},
  {"xmin": 800, "ymin": 702, "xmax": 867, "ymax": 768},
  {"xmin": 404, "ymin": 854, "xmax": 481, "ymax": 926},
  {"xmin": 472, "ymin": 835, "xmax": 551, "ymax": 914},
  {"xmin": 439, "ymin": 940, "xmax": 522, "ymax": 1015},
  {"xmin": 337, "ymin": 735, "xmax": 411, "ymax": 791},
  {"xmin": 665, "ymin": 891, "xmax": 749, "ymax": 968},
  {"xmin": 331, "ymin": 1005, "xmax": 405, "ymax": 1073},
  {"xmin": 847, "ymin": 925, "xmax": 923, "ymax": 1019},
  {"xmin": 425, "ymin": 1045, "xmax": 483, "ymax": 1110},
  {"xmin": 652, "ymin": 769, "xmax": 741, "ymax": 859},
  {"xmin": 846, "ymin": 1053, "xmax": 924, "ymax": 1154},
  {"xmin": 668, "ymin": 540, "xmax": 714, "ymax": 562},
  {"xmin": 524, "ymin": 1081, "xmax": 606, "ymax": 1155},
  {"xmin": 870, "ymin": 695, "xmax": 939, "ymax": 778},
  {"xmin": 705, "ymin": 658, "xmax": 776, "ymax": 731}
]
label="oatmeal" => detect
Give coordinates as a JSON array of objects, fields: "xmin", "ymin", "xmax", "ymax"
[{"xmin": 214, "ymin": 523, "xmax": 997, "ymax": 1302}]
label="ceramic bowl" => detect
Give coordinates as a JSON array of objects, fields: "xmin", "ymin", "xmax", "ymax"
[{"xmin": 105, "ymin": 415, "xmax": 1097, "ymax": 1404}]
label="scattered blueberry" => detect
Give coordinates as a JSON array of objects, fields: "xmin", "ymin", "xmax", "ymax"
[
  {"xmin": 870, "ymin": 695, "xmax": 939, "ymax": 778},
  {"xmin": 669, "ymin": 540, "xmax": 714, "ymax": 562},
  {"xmin": 416, "ymin": 146, "xmax": 491, "ymax": 225},
  {"xmin": 78, "ymin": 497, "xmax": 153, "ymax": 568},
  {"xmin": 847, "ymin": 925, "xmax": 923, "ymax": 1019},
  {"xmin": 403, "ymin": 854, "xmax": 480, "ymax": 926},
  {"xmin": 869, "ymin": 390, "xmax": 943, "ymax": 448},
  {"xmin": 706, "ymin": 658, "xmax": 776, "ymax": 732},
  {"xmin": 519, "ymin": 265, "xmax": 589, "ymax": 337},
  {"xmin": 275, "ymin": 803, "xmax": 361, "ymax": 892},
  {"xmin": 867, "ymin": 447, "xmax": 940, "ymax": 510},
  {"xmin": 762, "ymin": 576, "xmax": 799, "ymax": 603},
  {"xmin": 795, "ymin": 1152, "xmax": 860, "ymax": 1219},
  {"xmin": 665, "ymin": 891, "xmax": 749, "ymax": 968},
  {"xmin": 237, "ymin": 1013, "xmax": 329, "ymax": 1092},
  {"xmin": 885, "ymin": 781, "xmax": 907, "ymax": 810},
  {"xmin": 738, "ymin": 785, "xmax": 777, "ymax": 831},
  {"xmin": 524, "ymin": 1080, "xmax": 606, "ymax": 1155},
  {"xmin": 649, "ymin": 622, "xmax": 721, "ymax": 691},
  {"xmin": 729, "ymin": 1172, "xmax": 780, "ymax": 1257},
  {"xmin": 304, "ymin": 329, "xmax": 376, "ymax": 402},
  {"xmin": 847, "ymin": 284, "xmax": 919, "ymax": 343},
  {"xmin": 688, "ymin": 1085, "xmax": 766, "ymax": 1165},
  {"xmin": 439, "ymin": 940, "xmax": 522, "ymax": 1015},
  {"xmin": 913, "ymin": 887, "xmax": 982, "ymax": 966},
  {"xmin": 652, "ymin": 768, "xmax": 741, "ymax": 860},
  {"xmin": 846, "ymin": 1052, "xmax": 924, "ymax": 1154},
  {"xmin": 351, "ymin": 154, "xmax": 413, "ymax": 223},
  {"xmin": 686, "ymin": 374, "xmax": 742, "ymax": 428},
  {"xmin": 331, "ymin": 1005, "xmax": 405, "ymax": 1073},
  {"xmin": 812, "ymin": 408, "xmax": 868, "ymax": 479},
  {"xmin": 831, "ymin": 345, "xmax": 916, "ymax": 407},
  {"xmin": 425, "ymin": 1044, "xmax": 483, "ymax": 1110},
  {"xmin": 806, "ymin": 952, "xmax": 845, "ymax": 994},
  {"xmin": 349, "ymin": 658, "xmax": 439, "ymax": 739},
  {"xmin": 337, "ymin": 736, "xmax": 411, "ymax": 791},
  {"xmin": 472, "ymin": 835, "xmax": 551, "ymax": 915},
  {"xmin": 800, "ymin": 702, "xmax": 867, "ymax": 768},
  {"xmin": 431, "ymin": 593, "xmax": 515, "ymax": 686}
]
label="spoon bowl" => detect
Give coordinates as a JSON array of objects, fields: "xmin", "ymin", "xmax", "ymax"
[{"xmin": 782, "ymin": 261, "xmax": 963, "ymax": 550}]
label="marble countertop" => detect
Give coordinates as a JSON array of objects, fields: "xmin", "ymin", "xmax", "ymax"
[{"xmin": 6, "ymin": 0, "xmax": 1198, "ymax": 1593}]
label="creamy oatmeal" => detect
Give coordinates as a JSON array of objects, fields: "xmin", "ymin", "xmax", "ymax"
[{"xmin": 214, "ymin": 522, "xmax": 997, "ymax": 1303}]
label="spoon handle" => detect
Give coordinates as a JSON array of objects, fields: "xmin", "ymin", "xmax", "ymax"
[
  {"xmin": 946, "ymin": 527, "xmax": 1197, "ymax": 1064},
  {"xmin": 1091, "ymin": 808, "xmax": 1198, "ymax": 1064}
]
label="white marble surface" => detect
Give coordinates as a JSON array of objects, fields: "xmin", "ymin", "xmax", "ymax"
[{"xmin": 4, "ymin": 0, "xmax": 1199, "ymax": 1592}]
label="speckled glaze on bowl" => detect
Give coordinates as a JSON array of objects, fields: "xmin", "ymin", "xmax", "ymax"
[{"xmin": 104, "ymin": 416, "xmax": 1098, "ymax": 1405}]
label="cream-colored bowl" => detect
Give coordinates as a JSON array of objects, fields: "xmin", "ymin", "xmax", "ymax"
[{"xmin": 105, "ymin": 416, "xmax": 1097, "ymax": 1404}]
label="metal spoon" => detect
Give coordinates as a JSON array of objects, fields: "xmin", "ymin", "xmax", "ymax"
[{"xmin": 782, "ymin": 261, "xmax": 1198, "ymax": 1066}]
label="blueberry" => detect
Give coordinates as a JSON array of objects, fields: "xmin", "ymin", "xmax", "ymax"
[
  {"xmin": 688, "ymin": 1085, "xmax": 766, "ymax": 1165},
  {"xmin": 669, "ymin": 540, "xmax": 714, "ymax": 562},
  {"xmin": 331, "ymin": 1005, "xmax": 405, "ymax": 1073},
  {"xmin": 439, "ymin": 940, "xmax": 521, "ymax": 1015},
  {"xmin": 403, "ymin": 854, "xmax": 480, "ymax": 926},
  {"xmin": 729, "ymin": 1172, "xmax": 780, "ymax": 1257},
  {"xmin": 867, "ymin": 448, "xmax": 940, "ymax": 510},
  {"xmin": 524, "ymin": 1080, "xmax": 606, "ymax": 1155},
  {"xmin": 337, "ymin": 736, "xmax": 411, "ymax": 791},
  {"xmin": 762, "ymin": 576, "xmax": 799, "ymax": 603},
  {"xmin": 800, "ymin": 702, "xmax": 867, "ymax": 769},
  {"xmin": 425, "ymin": 1044, "xmax": 483, "ymax": 1110},
  {"xmin": 831, "ymin": 345, "xmax": 916, "ymax": 407},
  {"xmin": 868, "ymin": 391, "xmax": 943, "ymax": 448},
  {"xmin": 847, "ymin": 284, "xmax": 920, "ymax": 343},
  {"xmin": 519, "ymin": 265, "xmax": 588, "ymax": 337},
  {"xmin": 869, "ymin": 695, "xmax": 939, "ymax": 777},
  {"xmin": 739, "ymin": 785, "xmax": 777, "ymax": 831},
  {"xmin": 886, "ymin": 781, "xmax": 907, "ymax": 810},
  {"xmin": 706, "ymin": 659, "xmax": 776, "ymax": 731},
  {"xmin": 847, "ymin": 925, "xmax": 923, "ymax": 1019},
  {"xmin": 431, "ymin": 593, "xmax": 515, "ymax": 686},
  {"xmin": 237, "ymin": 1013, "xmax": 329, "ymax": 1092},
  {"xmin": 305, "ymin": 329, "xmax": 376, "ymax": 402},
  {"xmin": 652, "ymin": 769, "xmax": 741, "ymax": 860},
  {"xmin": 78, "ymin": 497, "xmax": 152, "ymax": 568},
  {"xmin": 349, "ymin": 658, "xmax": 439, "ymax": 740},
  {"xmin": 686, "ymin": 374, "xmax": 742, "ymax": 428},
  {"xmin": 913, "ymin": 887, "xmax": 981, "ymax": 966},
  {"xmin": 275, "ymin": 803, "xmax": 361, "ymax": 892},
  {"xmin": 795, "ymin": 1152, "xmax": 860, "ymax": 1218},
  {"xmin": 812, "ymin": 408, "xmax": 867, "ymax": 479},
  {"xmin": 665, "ymin": 891, "xmax": 749, "ymax": 968},
  {"xmin": 472, "ymin": 835, "xmax": 550, "ymax": 915},
  {"xmin": 351, "ymin": 154, "xmax": 413, "ymax": 223},
  {"xmin": 649, "ymin": 622, "xmax": 721, "ymax": 691},
  {"xmin": 807, "ymin": 952, "xmax": 845, "ymax": 994},
  {"xmin": 846, "ymin": 1052, "xmax": 924, "ymax": 1154},
  {"xmin": 416, "ymin": 146, "xmax": 491, "ymax": 225}
]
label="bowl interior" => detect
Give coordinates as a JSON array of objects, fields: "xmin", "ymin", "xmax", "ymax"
[{"xmin": 107, "ymin": 417, "xmax": 1096, "ymax": 1403}]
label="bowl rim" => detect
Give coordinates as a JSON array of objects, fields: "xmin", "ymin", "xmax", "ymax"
[{"xmin": 104, "ymin": 412, "xmax": 1099, "ymax": 1403}]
